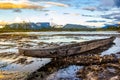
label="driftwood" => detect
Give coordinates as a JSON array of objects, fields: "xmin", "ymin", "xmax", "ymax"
[
  {"xmin": 58, "ymin": 54, "xmax": 119, "ymax": 65},
  {"xmin": 26, "ymin": 54, "xmax": 120, "ymax": 80},
  {"xmin": 19, "ymin": 37, "xmax": 115, "ymax": 58}
]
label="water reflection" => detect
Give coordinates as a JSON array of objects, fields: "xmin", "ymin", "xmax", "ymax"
[
  {"xmin": 46, "ymin": 65, "xmax": 83, "ymax": 80},
  {"xmin": 101, "ymin": 38, "xmax": 120, "ymax": 56},
  {"xmin": 0, "ymin": 31, "xmax": 120, "ymax": 79},
  {"xmin": 1, "ymin": 31, "xmax": 120, "ymax": 35},
  {"xmin": 0, "ymin": 56, "xmax": 51, "ymax": 72},
  {"xmin": 0, "ymin": 35, "xmax": 108, "ymax": 53}
]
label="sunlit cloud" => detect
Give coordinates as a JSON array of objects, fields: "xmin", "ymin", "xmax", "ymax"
[
  {"xmin": 44, "ymin": 2, "xmax": 69, "ymax": 7},
  {"xmin": 0, "ymin": 21, "xmax": 7, "ymax": 24},
  {"xmin": 0, "ymin": 0, "xmax": 69, "ymax": 10},
  {"xmin": 0, "ymin": 2, "xmax": 44, "ymax": 9}
]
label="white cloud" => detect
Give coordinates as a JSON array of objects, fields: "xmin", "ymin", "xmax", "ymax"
[
  {"xmin": 0, "ymin": 0, "xmax": 45, "ymax": 9},
  {"xmin": 14, "ymin": 16, "xmax": 23, "ymax": 23},
  {"xmin": 44, "ymin": 2, "xmax": 69, "ymax": 7},
  {"xmin": 0, "ymin": 0, "xmax": 70, "ymax": 10}
]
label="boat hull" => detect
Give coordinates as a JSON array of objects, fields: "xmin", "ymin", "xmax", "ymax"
[{"xmin": 19, "ymin": 37, "xmax": 115, "ymax": 58}]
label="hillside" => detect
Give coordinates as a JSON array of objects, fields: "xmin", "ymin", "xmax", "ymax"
[
  {"xmin": 63, "ymin": 24, "xmax": 88, "ymax": 29},
  {"xmin": 103, "ymin": 24, "xmax": 120, "ymax": 29}
]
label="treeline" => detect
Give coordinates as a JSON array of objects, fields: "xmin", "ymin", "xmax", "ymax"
[
  {"xmin": 0, "ymin": 27, "xmax": 97, "ymax": 32},
  {"xmin": 0, "ymin": 24, "xmax": 120, "ymax": 32},
  {"xmin": 0, "ymin": 24, "xmax": 96, "ymax": 32},
  {"xmin": 96, "ymin": 26, "xmax": 120, "ymax": 31},
  {"xmin": 0, "ymin": 28, "xmax": 96, "ymax": 33}
]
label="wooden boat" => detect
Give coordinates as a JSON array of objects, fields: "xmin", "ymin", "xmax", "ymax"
[{"xmin": 19, "ymin": 37, "xmax": 115, "ymax": 58}]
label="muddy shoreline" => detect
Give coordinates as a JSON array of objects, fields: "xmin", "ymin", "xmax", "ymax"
[
  {"xmin": 26, "ymin": 42, "xmax": 119, "ymax": 80},
  {"xmin": 0, "ymin": 32, "xmax": 120, "ymax": 80},
  {"xmin": 0, "ymin": 31, "xmax": 120, "ymax": 37},
  {"xmin": 52, "ymin": 34, "xmax": 120, "ymax": 37}
]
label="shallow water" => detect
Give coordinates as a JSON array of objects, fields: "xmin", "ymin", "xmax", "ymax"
[
  {"xmin": 46, "ymin": 65, "xmax": 83, "ymax": 80},
  {"xmin": 0, "ymin": 31, "xmax": 120, "ymax": 77},
  {"xmin": 0, "ymin": 35, "xmax": 108, "ymax": 53},
  {"xmin": 101, "ymin": 38, "xmax": 120, "ymax": 56},
  {"xmin": 1, "ymin": 31, "xmax": 120, "ymax": 35},
  {"xmin": 0, "ymin": 35, "xmax": 91, "ymax": 72},
  {"xmin": 0, "ymin": 58, "xmax": 51, "ymax": 72}
]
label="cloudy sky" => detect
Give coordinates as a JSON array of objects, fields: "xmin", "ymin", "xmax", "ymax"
[{"xmin": 0, "ymin": 0, "xmax": 120, "ymax": 27}]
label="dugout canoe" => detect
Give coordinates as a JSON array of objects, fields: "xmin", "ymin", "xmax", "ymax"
[{"xmin": 19, "ymin": 37, "xmax": 115, "ymax": 58}]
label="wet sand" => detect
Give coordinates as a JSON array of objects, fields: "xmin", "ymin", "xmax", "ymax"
[
  {"xmin": 0, "ymin": 32, "xmax": 120, "ymax": 80},
  {"xmin": 26, "ymin": 38, "xmax": 120, "ymax": 80},
  {"xmin": 0, "ymin": 71, "xmax": 27, "ymax": 80}
]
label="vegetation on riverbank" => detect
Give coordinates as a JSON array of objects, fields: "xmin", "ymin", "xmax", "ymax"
[
  {"xmin": 0, "ymin": 27, "xmax": 97, "ymax": 33},
  {"xmin": 0, "ymin": 24, "xmax": 120, "ymax": 33}
]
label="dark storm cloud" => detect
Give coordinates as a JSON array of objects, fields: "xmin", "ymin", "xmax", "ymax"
[
  {"xmin": 82, "ymin": 14, "xmax": 94, "ymax": 17},
  {"xmin": 114, "ymin": 19, "xmax": 120, "ymax": 22},
  {"xmin": 97, "ymin": 7, "xmax": 109, "ymax": 11},
  {"xmin": 101, "ymin": 0, "xmax": 115, "ymax": 7},
  {"xmin": 45, "ymin": 13, "xmax": 49, "ymax": 16},
  {"xmin": 101, "ymin": 12, "xmax": 120, "ymax": 21},
  {"xmin": 86, "ymin": 20, "xmax": 106, "ymax": 23},
  {"xmin": 114, "ymin": 0, "xmax": 120, "ymax": 7},
  {"xmin": 114, "ymin": 15, "xmax": 120, "ymax": 20},
  {"xmin": 63, "ymin": 13, "xmax": 70, "ymax": 15},
  {"xmin": 101, "ymin": 15, "xmax": 113, "ymax": 19},
  {"xmin": 13, "ymin": 9, "xmax": 22, "ymax": 13},
  {"xmin": 82, "ymin": 7, "xmax": 97, "ymax": 11},
  {"xmin": 100, "ymin": 0, "xmax": 120, "ymax": 8}
]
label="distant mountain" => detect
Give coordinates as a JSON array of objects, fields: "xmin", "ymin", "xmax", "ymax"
[
  {"xmin": 63, "ymin": 24, "xmax": 88, "ymax": 29},
  {"xmin": 8, "ymin": 22, "xmax": 51, "ymax": 30},
  {"xmin": 102, "ymin": 24, "xmax": 120, "ymax": 29}
]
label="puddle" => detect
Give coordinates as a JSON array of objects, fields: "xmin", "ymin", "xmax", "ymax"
[
  {"xmin": 46, "ymin": 65, "xmax": 83, "ymax": 80},
  {"xmin": 0, "ymin": 58, "xmax": 51, "ymax": 72},
  {"xmin": 0, "ymin": 47, "xmax": 18, "ymax": 53},
  {"xmin": 0, "ymin": 31, "xmax": 120, "ymax": 80},
  {"xmin": 101, "ymin": 38, "xmax": 120, "ymax": 56}
]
